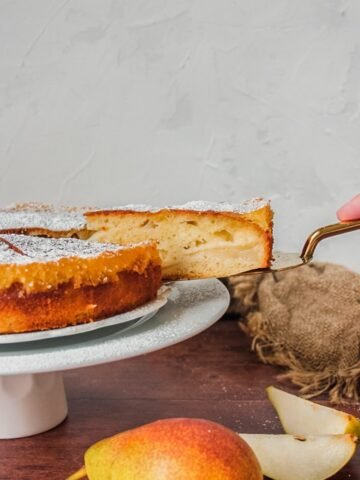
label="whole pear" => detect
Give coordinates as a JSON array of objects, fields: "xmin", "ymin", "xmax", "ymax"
[{"xmin": 68, "ymin": 418, "xmax": 262, "ymax": 480}]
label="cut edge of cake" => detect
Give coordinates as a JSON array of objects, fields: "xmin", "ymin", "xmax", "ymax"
[{"xmin": 86, "ymin": 199, "xmax": 273, "ymax": 279}]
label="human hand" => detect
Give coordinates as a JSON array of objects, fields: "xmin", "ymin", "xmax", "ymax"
[{"xmin": 337, "ymin": 194, "xmax": 360, "ymax": 221}]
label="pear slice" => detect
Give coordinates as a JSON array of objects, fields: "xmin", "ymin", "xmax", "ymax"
[
  {"xmin": 267, "ymin": 386, "xmax": 360, "ymax": 436},
  {"xmin": 240, "ymin": 433, "xmax": 356, "ymax": 480}
]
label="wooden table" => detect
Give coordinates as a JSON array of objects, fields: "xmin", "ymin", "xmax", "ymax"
[{"xmin": 1, "ymin": 319, "xmax": 359, "ymax": 480}]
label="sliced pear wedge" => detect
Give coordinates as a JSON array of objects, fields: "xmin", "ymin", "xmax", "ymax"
[
  {"xmin": 267, "ymin": 386, "xmax": 360, "ymax": 436},
  {"xmin": 240, "ymin": 433, "xmax": 357, "ymax": 480}
]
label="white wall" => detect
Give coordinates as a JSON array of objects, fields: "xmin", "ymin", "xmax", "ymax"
[{"xmin": 0, "ymin": 0, "xmax": 359, "ymax": 269}]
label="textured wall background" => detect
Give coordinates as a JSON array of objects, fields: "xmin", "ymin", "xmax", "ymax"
[{"xmin": 0, "ymin": 0, "xmax": 359, "ymax": 269}]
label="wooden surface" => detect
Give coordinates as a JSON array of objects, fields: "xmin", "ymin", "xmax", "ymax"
[{"xmin": 1, "ymin": 319, "xmax": 359, "ymax": 480}]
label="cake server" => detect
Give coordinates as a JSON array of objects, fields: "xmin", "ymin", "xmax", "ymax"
[{"xmin": 244, "ymin": 219, "xmax": 360, "ymax": 275}]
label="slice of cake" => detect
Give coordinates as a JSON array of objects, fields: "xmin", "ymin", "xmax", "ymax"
[
  {"xmin": 86, "ymin": 200, "xmax": 273, "ymax": 279},
  {"xmin": 0, "ymin": 199, "xmax": 273, "ymax": 280},
  {"xmin": 0, "ymin": 234, "xmax": 161, "ymax": 333}
]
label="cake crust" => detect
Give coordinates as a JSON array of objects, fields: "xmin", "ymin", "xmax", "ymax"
[
  {"xmin": 0, "ymin": 266, "xmax": 160, "ymax": 334},
  {"xmin": 0, "ymin": 234, "xmax": 161, "ymax": 334}
]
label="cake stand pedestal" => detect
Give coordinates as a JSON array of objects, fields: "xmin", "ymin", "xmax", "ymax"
[
  {"xmin": 0, "ymin": 372, "xmax": 67, "ymax": 438},
  {"xmin": 0, "ymin": 279, "xmax": 229, "ymax": 439}
]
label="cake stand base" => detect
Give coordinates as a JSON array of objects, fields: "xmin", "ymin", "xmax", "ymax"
[{"xmin": 0, "ymin": 372, "xmax": 67, "ymax": 439}]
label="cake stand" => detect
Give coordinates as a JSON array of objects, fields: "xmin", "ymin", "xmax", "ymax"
[{"xmin": 0, "ymin": 279, "xmax": 229, "ymax": 439}]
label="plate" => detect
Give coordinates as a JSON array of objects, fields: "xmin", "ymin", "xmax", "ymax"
[
  {"xmin": 0, "ymin": 279, "xmax": 230, "ymax": 375},
  {"xmin": 0, "ymin": 286, "xmax": 171, "ymax": 344}
]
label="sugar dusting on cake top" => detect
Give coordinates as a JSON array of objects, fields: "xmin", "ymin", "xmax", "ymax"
[
  {"xmin": 90, "ymin": 198, "xmax": 269, "ymax": 215},
  {"xmin": 0, "ymin": 199, "xmax": 269, "ymax": 232},
  {"xmin": 172, "ymin": 199, "xmax": 269, "ymax": 214},
  {"xmin": 0, "ymin": 234, "xmax": 140, "ymax": 265},
  {"xmin": 0, "ymin": 203, "xmax": 87, "ymax": 232}
]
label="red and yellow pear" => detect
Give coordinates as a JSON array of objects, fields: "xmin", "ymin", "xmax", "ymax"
[{"xmin": 67, "ymin": 418, "xmax": 262, "ymax": 480}]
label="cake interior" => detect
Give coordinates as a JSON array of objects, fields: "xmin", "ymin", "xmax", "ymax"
[{"xmin": 87, "ymin": 209, "xmax": 272, "ymax": 279}]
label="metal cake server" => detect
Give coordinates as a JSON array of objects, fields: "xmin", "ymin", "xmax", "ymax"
[{"xmin": 244, "ymin": 219, "xmax": 360, "ymax": 275}]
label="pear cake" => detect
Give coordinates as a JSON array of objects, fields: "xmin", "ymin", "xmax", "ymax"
[
  {"xmin": 86, "ymin": 200, "xmax": 273, "ymax": 279},
  {"xmin": 0, "ymin": 199, "xmax": 273, "ymax": 280},
  {"xmin": 0, "ymin": 234, "xmax": 161, "ymax": 334}
]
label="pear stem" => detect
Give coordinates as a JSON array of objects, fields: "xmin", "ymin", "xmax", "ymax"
[{"xmin": 66, "ymin": 466, "xmax": 87, "ymax": 480}]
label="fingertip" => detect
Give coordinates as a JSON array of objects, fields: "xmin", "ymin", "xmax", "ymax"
[
  {"xmin": 336, "ymin": 206, "xmax": 345, "ymax": 221},
  {"xmin": 337, "ymin": 194, "xmax": 360, "ymax": 221}
]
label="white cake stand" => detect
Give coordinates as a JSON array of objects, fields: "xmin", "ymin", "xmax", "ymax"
[{"xmin": 0, "ymin": 279, "xmax": 229, "ymax": 439}]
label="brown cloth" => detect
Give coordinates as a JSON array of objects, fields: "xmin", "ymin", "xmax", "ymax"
[{"xmin": 226, "ymin": 262, "xmax": 360, "ymax": 403}]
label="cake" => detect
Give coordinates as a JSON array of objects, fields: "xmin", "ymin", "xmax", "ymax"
[
  {"xmin": 0, "ymin": 234, "xmax": 161, "ymax": 333},
  {"xmin": 0, "ymin": 199, "xmax": 273, "ymax": 280},
  {"xmin": 0, "ymin": 203, "xmax": 88, "ymax": 238},
  {"xmin": 86, "ymin": 200, "xmax": 273, "ymax": 279}
]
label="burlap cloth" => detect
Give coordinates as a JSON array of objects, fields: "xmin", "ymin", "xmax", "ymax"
[{"xmin": 225, "ymin": 262, "xmax": 360, "ymax": 403}]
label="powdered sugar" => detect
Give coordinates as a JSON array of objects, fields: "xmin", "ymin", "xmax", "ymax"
[
  {"xmin": 89, "ymin": 198, "xmax": 269, "ymax": 215},
  {"xmin": 0, "ymin": 208, "xmax": 86, "ymax": 232},
  {"xmin": 0, "ymin": 199, "xmax": 269, "ymax": 233},
  {"xmin": 172, "ymin": 199, "xmax": 269, "ymax": 214},
  {"xmin": 0, "ymin": 234, "xmax": 136, "ymax": 265}
]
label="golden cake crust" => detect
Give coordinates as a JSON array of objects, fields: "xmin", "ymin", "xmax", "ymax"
[
  {"xmin": 0, "ymin": 234, "xmax": 161, "ymax": 334},
  {"xmin": 86, "ymin": 200, "xmax": 273, "ymax": 231},
  {"xmin": 0, "ymin": 266, "xmax": 160, "ymax": 334}
]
